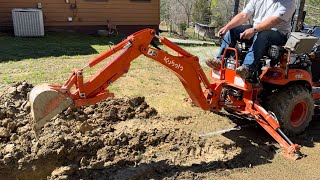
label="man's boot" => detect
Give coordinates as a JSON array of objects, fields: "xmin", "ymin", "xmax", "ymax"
[
  {"xmin": 235, "ymin": 66, "xmax": 251, "ymax": 79},
  {"xmin": 205, "ymin": 58, "xmax": 221, "ymax": 69}
]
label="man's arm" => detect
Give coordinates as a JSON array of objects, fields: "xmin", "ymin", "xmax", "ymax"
[
  {"xmin": 240, "ymin": 16, "xmax": 284, "ymax": 40},
  {"xmin": 225, "ymin": 12, "xmax": 251, "ymax": 30},
  {"xmin": 255, "ymin": 16, "xmax": 284, "ymax": 32},
  {"xmin": 219, "ymin": 12, "xmax": 251, "ymax": 35}
]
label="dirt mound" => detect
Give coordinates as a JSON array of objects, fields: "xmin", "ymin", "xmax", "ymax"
[
  {"xmin": 0, "ymin": 82, "xmax": 167, "ymax": 179},
  {"xmin": 0, "ymin": 82, "xmax": 243, "ymax": 179},
  {"xmin": 0, "ymin": 82, "xmax": 32, "ymax": 121},
  {"xmin": 58, "ymin": 96, "xmax": 157, "ymax": 124}
]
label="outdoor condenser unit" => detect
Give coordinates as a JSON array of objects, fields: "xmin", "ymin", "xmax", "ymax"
[{"xmin": 12, "ymin": 8, "xmax": 44, "ymax": 37}]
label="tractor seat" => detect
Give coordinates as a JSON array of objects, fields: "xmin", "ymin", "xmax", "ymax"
[{"xmin": 267, "ymin": 45, "xmax": 287, "ymax": 62}]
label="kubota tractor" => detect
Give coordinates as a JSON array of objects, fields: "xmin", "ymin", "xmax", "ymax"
[{"xmin": 29, "ymin": 0, "xmax": 320, "ymax": 160}]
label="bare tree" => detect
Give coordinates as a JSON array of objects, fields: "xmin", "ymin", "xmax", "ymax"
[
  {"xmin": 213, "ymin": 0, "xmax": 234, "ymax": 26},
  {"xmin": 192, "ymin": 0, "xmax": 212, "ymax": 24},
  {"xmin": 176, "ymin": 0, "xmax": 195, "ymax": 26}
]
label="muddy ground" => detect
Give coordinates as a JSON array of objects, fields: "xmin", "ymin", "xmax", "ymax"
[{"xmin": 0, "ymin": 82, "xmax": 319, "ymax": 180}]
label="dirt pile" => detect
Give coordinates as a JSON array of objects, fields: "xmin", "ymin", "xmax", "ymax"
[
  {"xmin": 57, "ymin": 96, "xmax": 157, "ymax": 124},
  {"xmin": 0, "ymin": 82, "xmax": 167, "ymax": 179},
  {"xmin": 0, "ymin": 82, "xmax": 243, "ymax": 179}
]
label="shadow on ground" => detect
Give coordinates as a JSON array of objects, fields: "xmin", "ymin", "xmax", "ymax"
[
  {"xmin": 0, "ymin": 32, "xmax": 125, "ymax": 62},
  {"xmin": 82, "ymin": 111, "xmax": 320, "ymax": 180},
  {"xmin": 60, "ymin": 113, "xmax": 283, "ymax": 179},
  {"xmin": 70, "ymin": 124, "xmax": 278, "ymax": 179},
  {"xmin": 7, "ymin": 110, "xmax": 319, "ymax": 179}
]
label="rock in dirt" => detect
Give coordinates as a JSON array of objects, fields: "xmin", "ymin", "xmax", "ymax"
[
  {"xmin": 0, "ymin": 127, "xmax": 10, "ymax": 138},
  {"xmin": 7, "ymin": 87, "xmax": 16, "ymax": 95},
  {"xmin": 0, "ymin": 109, "xmax": 5, "ymax": 120},
  {"xmin": 10, "ymin": 134, "xmax": 18, "ymax": 141},
  {"xmin": 51, "ymin": 165, "xmax": 77, "ymax": 177},
  {"xmin": 3, "ymin": 153, "xmax": 13, "ymax": 163},
  {"xmin": 84, "ymin": 106, "xmax": 94, "ymax": 114},
  {"xmin": 78, "ymin": 121, "xmax": 94, "ymax": 134},
  {"xmin": 16, "ymin": 85, "xmax": 24, "ymax": 93},
  {"xmin": 7, "ymin": 122, "xmax": 17, "ymax": 133},
  {"xmin": 128, "ymin": 97, "xmax": 145, "ymax": 107},
  {"xmin": 80, "ymin": 156, "xmax": 89, "ymax": 166},
  {"xmin": 4, "ymin": 144, "xmax": 15, "ymax": 153}
]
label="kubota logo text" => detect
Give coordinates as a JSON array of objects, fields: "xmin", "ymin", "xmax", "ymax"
[{"xmin": 164, "ymin": 56, "xmax": 184, "ymax": 71}]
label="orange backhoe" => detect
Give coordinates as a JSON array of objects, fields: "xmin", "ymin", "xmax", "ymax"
[{"xmin": 29, "ymin": 28, "xmax": 320, "ymax": 160}]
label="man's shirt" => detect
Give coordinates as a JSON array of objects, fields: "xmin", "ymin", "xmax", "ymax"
[{"xmin": 242, "ymin": 0, "xmax": 296, "ymax": 34}]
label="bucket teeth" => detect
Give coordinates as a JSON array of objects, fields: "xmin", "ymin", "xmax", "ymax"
[{"xmin": 29, "ymin": 84, "xmax": 73, "ymax": 137}]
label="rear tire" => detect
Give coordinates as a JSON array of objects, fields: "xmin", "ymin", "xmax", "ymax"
[{"xmin": 264, "ymin": 85, "xmax": 314, "ymax": 136}]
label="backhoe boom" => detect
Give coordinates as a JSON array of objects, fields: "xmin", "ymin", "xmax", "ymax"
[{"xmin": 30, "ymin": 29, "xmax": 213, "ymax": 134}]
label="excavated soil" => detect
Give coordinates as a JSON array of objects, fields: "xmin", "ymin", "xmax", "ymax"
[{"xmin": 0, "ymin": 82, "xmax": 320, "ymax": 180}]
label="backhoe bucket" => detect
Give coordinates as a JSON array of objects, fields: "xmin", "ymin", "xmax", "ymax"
[{"xmin": 29, "ymin": 84, "xmax": 73, "ymax": 136}]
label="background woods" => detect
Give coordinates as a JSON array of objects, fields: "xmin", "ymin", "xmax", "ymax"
[{"xmin": 160, "ymin": 0, "xmax": 320, "ymax": 37}]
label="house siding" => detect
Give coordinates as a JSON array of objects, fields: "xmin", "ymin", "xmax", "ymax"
[{"xmin": 0, "ymin": 0, "xmax": 160, "ymax": 34}]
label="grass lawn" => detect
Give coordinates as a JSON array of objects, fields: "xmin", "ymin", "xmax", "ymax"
[
  {"xmin": 0, "ymin": 32, "xmax": 218, "ymax": 116},
  {"xmin": 0, "ymin": 32, "xmax": 125, "ymax": 62}
]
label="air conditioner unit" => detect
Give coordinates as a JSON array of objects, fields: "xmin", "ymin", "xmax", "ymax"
[{"xmin": 12, "ymin": 8, "xmax": 44, "ymax": 37}]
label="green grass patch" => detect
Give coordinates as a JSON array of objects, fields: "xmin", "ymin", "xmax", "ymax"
[{"xmin": 0, "ymin": 32, "xmax": 125, "ymax": 62}]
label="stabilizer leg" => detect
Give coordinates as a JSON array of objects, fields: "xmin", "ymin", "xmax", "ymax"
[{"xmin": 254, "ymin": 103, "xmax": 301, "ymax": 160}]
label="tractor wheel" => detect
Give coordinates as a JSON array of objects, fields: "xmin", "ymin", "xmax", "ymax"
[{"xmin": 264, "ymin": 85, "xmax": 314, "ymax": 136}]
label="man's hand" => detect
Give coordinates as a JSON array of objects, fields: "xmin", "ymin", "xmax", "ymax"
[
  {"xmin": 240, "ymin": 28, "xmax": 255, "ymax": 40},
  {"xmin": 218, "ymin": 26, "xmax": 229, "ymax": 36}
]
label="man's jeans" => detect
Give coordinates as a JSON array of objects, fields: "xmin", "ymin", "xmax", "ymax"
[{"xmin": 217, "ymin": 25, "xmax": 287, "ymax": 70}]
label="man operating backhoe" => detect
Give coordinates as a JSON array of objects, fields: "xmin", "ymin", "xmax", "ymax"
[{"xmin": 206, "ymin": 0, "xmax": 296, "ymax": 79}]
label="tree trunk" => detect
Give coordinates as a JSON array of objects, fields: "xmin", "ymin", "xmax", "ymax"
[
  {"xmin": 233, "ymin": 0, "xmax": 240, "ymax": 17},
  {"xmin": 293, "ymin": 0, "xmax": 306, "ymax": 32}
]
